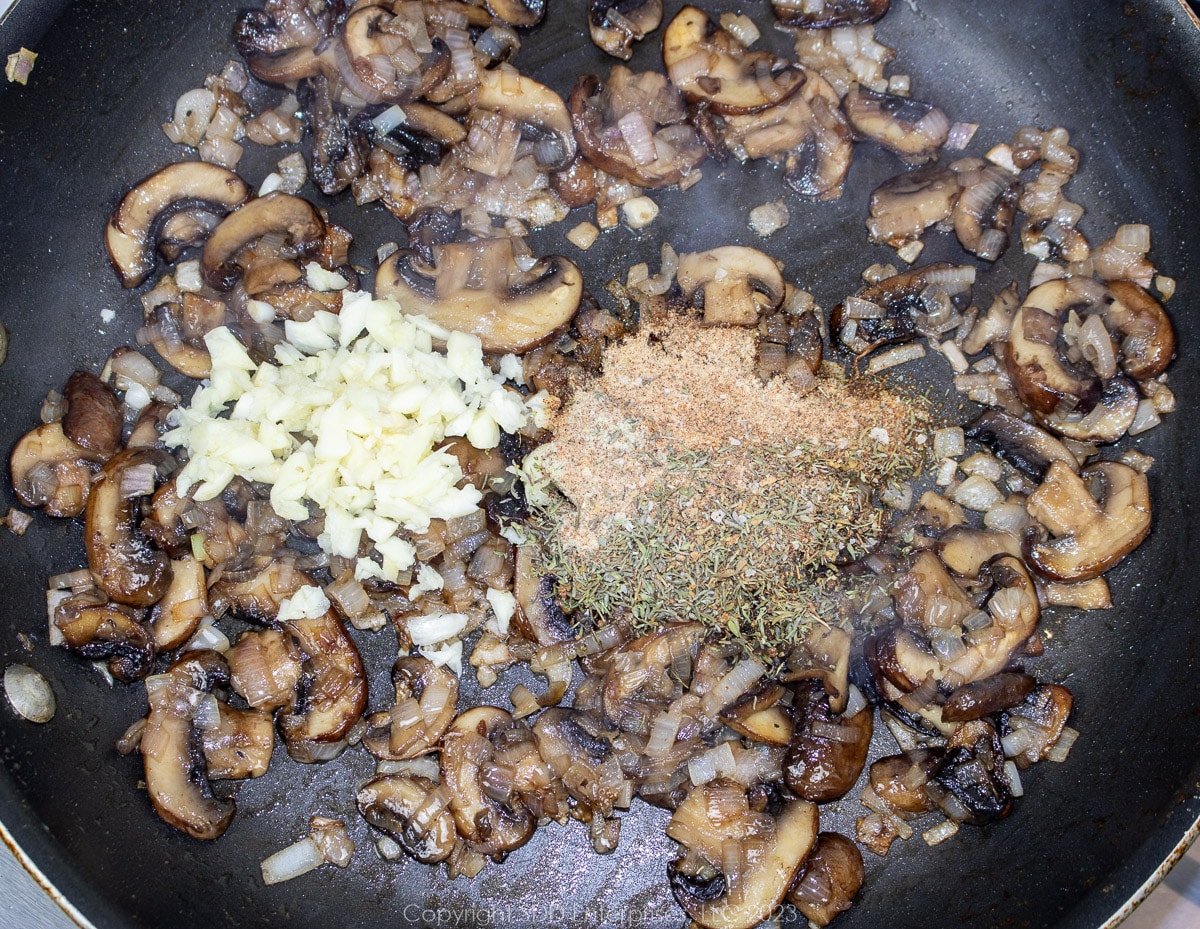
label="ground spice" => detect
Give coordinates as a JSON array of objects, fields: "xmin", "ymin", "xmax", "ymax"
[{"xmin": 527, "ymin": 308, "xmax": 930, "ymax": 658}]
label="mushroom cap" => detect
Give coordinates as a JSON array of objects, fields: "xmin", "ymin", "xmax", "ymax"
[
  {"xmin": 1105, "ymin": 279, "xmax": 1176, "ymax": 382},
  {"xmin": 201, "ymin": 192, "xmax": 326, "ymax": 291},
  {"xmin": 105, "ymin": 162, "xmax": 250, "ymax": 288},
  {"xmin": 772, "ymin": 0, "xmax": 891, "ymax": 29},
  {"xmin": 664, "ymin": 6, "xmax": 805, "ymax": 114},
  {"xmin": 375, "ymin": 243, "xmax": 583, "ymax": 354},
  {"xmin": 589, "ymin": 0, "xmax": 664, "ymax": 59},
  {"xmin": 1026, "ymin": 460, "xmax": 1151, "ymax": 582},
  {"xmin": 84, "ymin": 448, "xmax": 176, "ymax": 608},
  {"xmin": 10, "ymin": 422, "xmax": 105, "ymax": 518},
  {"xmin": 677, "ymin": 246, "xmax": 786, "ymax": 326},
  {"xmin": 841, "ymin": 84, "xmax": 949, "ymax": 162},
  {"xmin": 473, "ymin": 67, "xmax": 577, "ymax": 170}
]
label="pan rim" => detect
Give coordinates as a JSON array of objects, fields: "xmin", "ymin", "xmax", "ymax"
[{"xmin": 0, "ymin": 2, "xmax": 1199, "ymax": 929}]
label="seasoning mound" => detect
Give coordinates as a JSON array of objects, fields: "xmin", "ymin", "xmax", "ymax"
[{"xmin": 529, "ymin": 310, "xmax": 930, "ymax": 657}]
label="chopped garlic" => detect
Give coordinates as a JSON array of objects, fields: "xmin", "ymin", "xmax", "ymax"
[
  {"xmin": 485, "ymin": 589, "xmax": 517, "ymax": 636},
  {"xmin": 277, "ymin": 585, "xmax": 331, "ymax": 623},
  {"xmin": 622, "ymin": 196, "xmax": 659, "ymax": 230},
  {"xmin": 164, "ymin": 291, "xmax": 537, "ymax": 581},
  {"xmin": 408, "ymin": 612, "xmax": 468, "ymax": 647}
]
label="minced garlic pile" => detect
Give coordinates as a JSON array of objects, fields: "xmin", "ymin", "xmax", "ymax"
[{"xmin": 164, "ymin": 286, "xmax": 550, "ymax": 583}]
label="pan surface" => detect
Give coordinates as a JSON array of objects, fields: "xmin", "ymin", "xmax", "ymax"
[{"xmin": 1, "ymin": 1, "xmax": 1199, "ymax": 928}]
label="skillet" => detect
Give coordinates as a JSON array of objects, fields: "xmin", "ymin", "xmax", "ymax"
[{"xmin": 1, "ymin": 1, "xmax": 1199, "ymax": 927}]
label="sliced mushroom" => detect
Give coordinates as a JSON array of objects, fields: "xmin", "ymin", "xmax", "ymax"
[
  {"xmin": 786, "ymin": 832, "xmax": 865, "ymax": 927},
  {"xmin": 569, "ymin": 68, "xmax": 706, "ymax": 188},
  {"xmin": 868, "ymin": 749, "xmax": 943, "ymax": 814},
  {"xmin": 784, "ymin": 681, "xmax": 873, "ymax": 802},
  {"xmin": 892, "ymin": 550, "xmax": 976, "ymax": 630},
  {"xmin": 300, "ymin": 73, "xmax": 373, "ymax": 196},
  {"xmin": 1002, "ymin": 279, "xmax": 1103, "ymax": 417},
  {"xmin": 1104, "ymin": 280, "xmax": 1176, "ymax": 382},
  {"xmin": 1002, "ymin": 683, "xmax": 1073, "ymax": 768},
  {"xmin": 663, "ymin": 6, "xmax": 805, "ymax": 114},
  {"xmin": 85, "ymin": 448, "xmax": 176, "ymax": 608},
  {"xmin": 141, "ymin": 650, "xmax": 236, "ymax": 839},
  {"xmin": 127, "ymin": 400, "xmax": 176, "ymax": 450},
  {"xmin": 841, "ymin": 84, "xmax": 949, "ymax": 163},
  {"xmin": 357, "ymin": 774, "xmax": 457, "ymax": 863},
  {"xmin": 362, "ymin": 656, "xmax": 459, "ymax": 761},
  {"xmin": 667, "ymin": 781, "xmax": 819, "ymax": 929},
  {"xmin": 54, "ymin": 593, "xmax": 156, "ymax": 681},
  {"xmin": 277, "ymin": 607, "xmax": 369, "ymax": 762},
  {"xmin": 589, "ymin": 0, "xmax": 663, "ymax": 59},
  {"xmin": 942, "ymin": 672, "xmax": 1037, "ymax": 723},
  {"xmin": 937, "ymin": 527, "xmax": 1022, "ymax": 579},
  {"xmin": 831, "ymin": 262, "xmax": 974, "ymax": 355},
  {"xmin": 1039, "ymin": 374, "xmax": 1139, "ymax": 443},
  {"xmin": 677, "ymin": 246, "xmax": 786, "ymax": 326},
  {"xmin": 772, "ymin": 0, "xmax": 890, "ymax": 28},
  {"xmin": 10, "ymin": 422, "xmax": 105, "ymax": 518},
  {"xmin": 61, "ymin": 371, "xmax": 122, "ymax": 458},
  {"xmin": 376, "ymin": 238, "xmax": 583, "ymax": 353},
  {"xmin": 963, "ymin": 407, "xmax": 1080, "ymax": 482},
  {"xmin": 486, "ymin": 0, "xmax": 546, "ymax": 27},
  {"xmin": 201, "ymin": 703, "xmax": 275, "ymax": 780},
  {"xmin": 148, "ymin": 556, "xmax": 209, "ymax": 651},
  {"xmin": 951, "ymin": 161, "xmax": 1021, "ymax": 261},
  {"xmin": 106, "ymin": 162, "xmax": 251, "ymax": 288},
  {"xmin": 866, "ymin": 166, "xmax": 962, "ymax": 247},
  {"xmin": 474, "ymin": 66, "xmax": 577, "ymax": 170},
  {"xmin": 1026, "ymin": 460, "xmax": 1151, "ymax": 582},
  {"xmin": 721, "ymin": 684, "xmax": 794, "ymax": 746},
  {"xmin": 781, "ymin": 72, "xmax": 855, "ymax": 200},
  {"xmin": 441, "ymin": 706, "xmax": 537, "ymax": 858},
  {"xmin": 201, "ymin": 193, "xmax": 326, "ymax": 292},
  {"xmin": 340, "ymin": 6, "xmax": 451, "ymax": 105},
  {"xmin": 930, "ymin": 719, "xmax": 1013, "ymax": 825}
]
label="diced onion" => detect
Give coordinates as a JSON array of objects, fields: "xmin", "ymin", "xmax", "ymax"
[{"xmin": 261, "ymin": 837, "xmax": 324, "ymax": 885}]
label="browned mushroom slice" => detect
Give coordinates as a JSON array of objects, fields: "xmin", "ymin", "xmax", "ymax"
[
  {"xmin": 783, "ymin": 76, "xmax": 854, "ymax": 200},
  {"xmin": 830, "ymin": 262, "xmax": 974, "ymax": 355},
  {"xmin": 892, "ymin": 550, "xmax": 977, "ymax": 630},
  {"xmin": 937, "ymin": 527, "xmax": 1022, "ymax": 579},
  {"xmin": 300, "ymin": 72, "xmax": 373, "ymax": 196},
  {"xmin": 868, "ymin": 749, "xmax": 943, "ymax": 814},
  {"xmin": 663, "ymin": 6, "xmax": 805, "ymax": 114},
  {"xmin": 106, "ymin": 162, "xmax": 251, "ymax": 288},
  {"xmin": 589, "ymin": 0, "xmax": 663, "ymax": 59},
  {"xmin": 278, "ymin": 607, "xmax": 369, "ymax": 762},
  {"xmin": 1103, "ymin": 280, "xmax": 1176, "ymax": 382},
  {"xmin": 1002, "ymin": 683, "xmax": 1073, "ymax": 768},
  {"xmin": 375, "ymin": 238, "xmax": 583, "ymax": 353},
  {"xmin": 362, "ymin": 656, "xmax": 459, "ymax": 761},
  {"xmin": 841, "ymin": 84, "xmax": 949, "ymax": 163},
  {"xmin": 951, "ymin": 161, "xmax": 1021, "ymax": 261},
  {"xmin": 147, "ymin": 556, "xmax": 209, "ymax": 651},
  {"xmin": 961, "ymin": 283, "xmax": 1020, "ymax": 356},
  {"xmin": 533, "ymin": 707, "xmax": 625, "ymax": 821},
  {"xmin": 441, "ymin": 706, "xmax": 538, "ymax": 859},
  {"xmin": 866, "ymin": 166, "xmax": 962, "ymax": 247},
  {"xmin": 141, "ymin": 650, "xmax": 236, "ymax": 839},
  {"xmin": 10, "ymin": 422, "xmax": 105, "ymax": 518},
  {"xmin": 930, "ymin": 719, "xmax": 1013, "ymax": 825},
  {"xmin": 721, "ymin": 684, "xmax": 794, "ymax": 746},
  {"xmin": 772, "ymin": 0, "xmax": 890, "ymax": 28},
  {"xmin": 211, "ymin": 558, "xmax": 310, "ymax": 624},
  {"xmin": 1026, "ymin": 460, "xmax": 1151, "ymax": 582},
  {"xmin": 232, "ymin": 4, "xmax": 330, "ymax": 83},
  {"xmin": 569, "ymin": 68, "xmax": 706, "ymax": 188},
  {"xmin": 474, "ymin": 66, "xmax": 577, "ymax": 170},
  {"xmin": 201, "ymin": 193, "xmax": 326, "ymax": 291},
  {"xmin": 85, "ymin": 448, "xmax": 176, "ymax": 608},
  {"xmin": 787, "ymin": 832, "xmax": 866, "ymax": 927},
  {"xmin": 784, "ymin": 681, "xmax": 873, "ymax": 802},
  {"xmin": 357, "ymin": 774, "xmax": 457, "ymax": 863},
  {"xmin": 201, "ymin": 703, "xmax": 275, "ymax": 779},
  {"xmin": 942, "ymin": 672, "xmax": 1037, "ymax": 722},
  {"xmin": 54, "ymin": 594, "xmax": 156, "ymax": 681},
  {"xmin": 340, "ymin": 6, "xmax": 451, "ymax": 105},
  {"xmin": 666, "ymin": 781, "xmax": 818, "ymax": 929},
  {"xmin": 486, "ymin": 0, "xmax": 546, "ymax": 27},
  {"xmin": 1039, "ymin": 375, "xmax": 1139, "ymax": 444},
  {"xmin": 61, "ymin": 371, "xmax": 122, "ymax": 458},
  {"xmin": 127, "ymin": 400, "xmax": 176, "ymax": 450},
  {"xmin": 963, "ymin": 407, "xmax": 1080, "ymax": 482},
  {"xmin": 677, "ymin": 246, "xmax": 786, "ymax": 326}
]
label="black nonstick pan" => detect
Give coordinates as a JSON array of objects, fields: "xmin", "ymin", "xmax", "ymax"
[{"xmin": 1, "ymin": 1, "xmax": 1199, "ymax": 927}]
